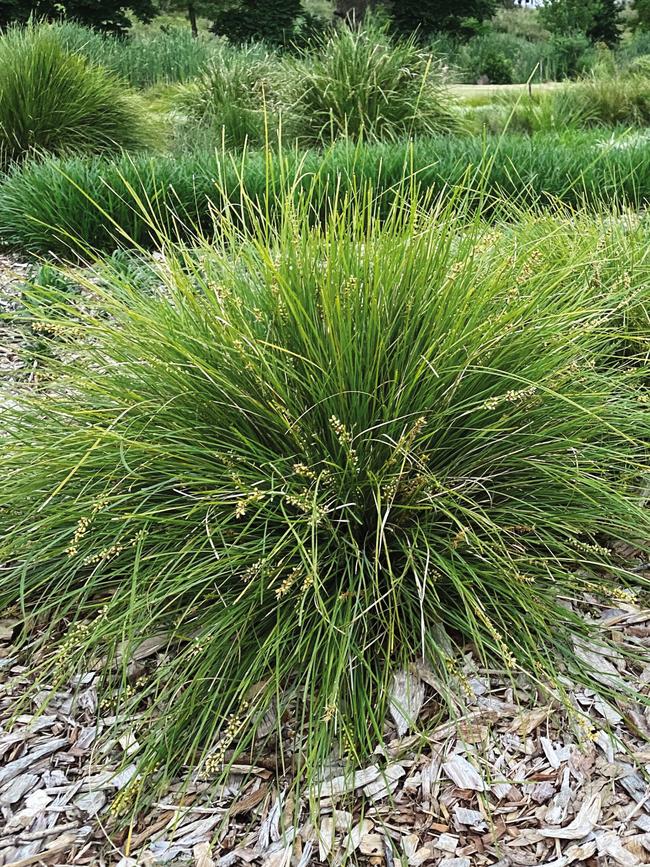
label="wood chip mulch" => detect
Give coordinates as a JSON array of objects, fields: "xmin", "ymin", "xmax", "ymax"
[{"xmin": 2, "ymin": 597, "xmax": 650, "ymax": 867}]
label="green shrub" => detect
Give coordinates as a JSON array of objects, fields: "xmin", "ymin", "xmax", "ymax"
[
  {"xmin": 210, "ymin": 0, "xmax": 303, "ymax": 45},
  {"xmin": 3, "ymin": 133, "xmax": 650, "ymax": 256},
  {"xmin": 445, "ymin": 32, "xmax": 538, "ymax": 84},
  {"xmin": 283, "ymin": 19, "xmax": 460, "ymax": 143},
  {"xmin": 544, "ymin": 33, "xmax": 594, "ymax": 79},
  {"xmin": 2, "ymin": 194, "xmax": 649, "ymax": 809},
  {"xmin": 175, "ymin": 43, "xmax": 282, "ymax": 148},
  {"xmin": 0, "ymin": 23, "xmax": 160, "ymax": 169}
]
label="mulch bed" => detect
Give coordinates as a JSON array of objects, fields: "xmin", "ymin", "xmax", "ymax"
[{"xmin": 2, "ymin": 596, "xmax": 650, "ymax": 867}]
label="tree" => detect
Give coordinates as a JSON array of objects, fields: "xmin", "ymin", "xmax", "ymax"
[
  {"xmin": 388, "ymin": 0, "xmax": 497, "ymax": 39},
  {"xmin": 539, "ymin": 0, "xmax": 622, "ymax": 46},
  {"xmin": 334, "ymin": 0, "xmax": 376, "ymax": 23},
  {"xmin": 632, "ymin": 0, "xmax": 650, "ymax": 30},
  {"xmin": 157, "ymin": 0, "xmax": 223, "ymax": 37},
  {"xmin": 587, "ymin": 0, "xmax": 621, "ymax": 45},
  {"xmin": 210, "ymin": 0, "xmax": 304, "ymax": 43},
  {"xmin": 0, "ymin": 0, "xmax": 158, "ymax": 34}
]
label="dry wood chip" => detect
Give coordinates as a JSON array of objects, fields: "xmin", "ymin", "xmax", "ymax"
[
  {"xmin": 623, "ymin": 832, "xmax": 650, "ymax": 859},
  {"xmin": 435, "ymin": 834, "xmax": 459, "ymax": 854},
  {"xmin": 359, "ymin": 833, "xmax": 385, "ymax": 857},
  {"xmin": 544, "ymin": 768, "xmax": 572, "ymax": 825},
  {"xmin": 452, "ymin": 807, "xmax": 487, "ymax": 832},
  {"xmin": 331, "ymin": 810, "xmax": 353, "ymax": 833},
  {"xmin": 401, "ymin": 833, "xmax": 419, "ymax": 860},
  {"xmin": 540, "ymin": 792, "xmax": 602, "ymax": 840},
  {"xmin": 312, "ymin": 765, "xmax": 380, "ymax": 800},
  {"xmin": 389, "ymin": 669, "xmax": 425, "ymax": 737},
  {"xmin": 442, "ymin": 755, "xmax": 485, "ymax": 792},
  {"xmin": 0, "ymin": 773, "xmax": 39, "ymax": 806},
  {"xmin": 508, "ymin": 707, "xmax": 551, "ymax": 737},
  {"xmin": 193, "ymin": 841, "xmax": 215, "ymax": 867},
  {"xmin": 363, "ymin": 764, "xmax": 405, "ymax": 800},
  {"xmin": 531, "ymin": 781, "xmax": 556, "ymax": 804},
  {"xmin": 0, "ymin": 738, "xmax": 69, "ymax": 787},
  {"xmin": 595, "ymin": 831, "xmax": 641, "ymax": 866},
  {"xmin": 0, "ymin": 619, "xmax": 19, "ymax": 641},
  {"xmin": 318, "ymin": 818, "xmax": 335, "ymax": 861},
  {"xmin": 491, "ymin": 782, "xmax": 513, "ymax": 800},
  {"xmin": 110, "ymin": 764, "xmax": 138, "ymax": 790},
  {"xmin": 295, "ymin": 841, "xmax": 314, "ymax": 867},
  {"xmin": 257, "ymin": 791, "xmax": 282, "ymax": 851},
  {"xmin": 114, "ymin": 633, "xmax": 169, "ymax": 664},
  {"xmin": 73, "ymin": 790, "xmax": 106, "ymax": 814},
  {"xmin": 3, "ymin": 830, "xmax": 77, "ymax": 867},
  {"xmin": 343, "ymin": 818, "xmax": 374, "ymax": 853},
  {"xmin": 573, "ymin": 639, "xmax": 623, "ymax": 689},
  {"xmin": 260, "ymin": 842, "xmax": 292, "ymax": 867},
  {"xmin": 538, "ymin": 840, "xmax": 597, "ymax": 866}
]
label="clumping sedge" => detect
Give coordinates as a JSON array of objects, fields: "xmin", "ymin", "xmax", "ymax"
[
  {"xmin": 1, "ymin": 189, "xmax": 649, "ymax": 814},
  {"xmin": 0, "ymin": 22, "xmax": 160, "ymax": 169}
]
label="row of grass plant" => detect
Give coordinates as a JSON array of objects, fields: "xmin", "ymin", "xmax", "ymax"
[
  {"xmin": 2, "ymin": 131, "xmax": 650, "ymax": 257},
  {"xmin": 467, "ymin": 72, "xmax": 650, "ymax": 135},
  {"xmin": 2, "ymin": 187, "xmax": 649, "ymax": 816}
]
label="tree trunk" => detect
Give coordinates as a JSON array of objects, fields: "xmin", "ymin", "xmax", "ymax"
[
  {"xmin": 334, "ymin": 0, "xmax": 375, "ymax": 24},
  {"xmin": 187, "ymin": 1, "xmax": 198, "ymax": 37}
]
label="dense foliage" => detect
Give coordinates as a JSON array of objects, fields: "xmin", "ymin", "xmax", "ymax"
[
  {"xmin": 210, "ymin": 0, "xmax": 304, "ymax": 43},
  {"xmin": 0, "ymin": 0, "xmax": 157, "ymax": 34},
  {"xmin": 3, "ymin": 131, "xmax": 650, "ymax": 256},
  {"xmin": 0, "ymin": 23, "xmax": 159, "ymax": 169},
  {"xmin": 390, "ymin": 0, "xmax": 497, "ymax": 39},
  {"xmin": 539, "ymin": 0, "xmax": 622, "ymax": 46},
  {"xmin": 2, "ymin": 193, "xmax": 648, "ymax": 808}
]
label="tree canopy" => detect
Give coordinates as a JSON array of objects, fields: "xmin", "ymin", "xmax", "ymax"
[{"xmin": 0, "ymin": 0, "xmax": 158, "ymax": 34}]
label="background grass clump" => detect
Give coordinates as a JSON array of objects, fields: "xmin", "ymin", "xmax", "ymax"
[
  {"xmin": 283, "ymin": 19, "xmax": 460, "ymax": 143},
  {"xmin": 3, "ymin": 132, "xmax": 650, "ymax": 257},
  {"xmin": 175, "ymin": 42, "xmax": 283, "ymax": 148},
  {"xmin": 0, "ymin": 23, "xmax": 160, "ymax": 169},
  {"xmin": 1, "ymin": 191, "xmax": 649, "ymax": 806}
]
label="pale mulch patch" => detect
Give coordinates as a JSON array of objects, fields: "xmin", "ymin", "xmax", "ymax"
[{"xmin": 2, "ymin": 594, "xmax": 650, "ymax": 867}]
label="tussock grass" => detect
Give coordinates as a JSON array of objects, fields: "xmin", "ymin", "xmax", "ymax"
[
  {"xmin": 175, "ymin": 43, "xmax": 282, "ymax": 148},
  {"xmin": 282, "ymin": 19, "xmax": 460, "ymax": 143},
  {"xmin": 52, "ymin": 20, "xmax": 218, "ymax": 88},
  {"xmin": 2, "ymin": 132, "xmax": 650, "ymax": 256},
  {"xmin": 0, "ymin": 23, "xmax": 160, "ymax": 170},
  {"xmin": 490, "ymin": 73, "xmax": 650, "ymax": 134},
  {"xmin": 1, "ymin": 190, "xmax": 649, "ymax": 812}
]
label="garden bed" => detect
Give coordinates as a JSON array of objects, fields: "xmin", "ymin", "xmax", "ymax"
[{"xmin": 2, "ymin": 590, "xmax": 650, "ymax": 867}]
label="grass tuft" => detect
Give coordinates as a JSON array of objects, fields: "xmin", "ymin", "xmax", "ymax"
[
  {"xmin": 1, "ymin": 190, "xmax": 649, "ymax": 810},
  {"xmin": 0, "ymin": 22, "xmax": 161, "ymax": 169},
  {"xmin": 282, "ymin": 18, "xmax": 460, "ymax": 143}
]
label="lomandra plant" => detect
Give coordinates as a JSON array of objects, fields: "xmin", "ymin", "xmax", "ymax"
[
  {"xmin": 283, "ymin": 18, "xmax": 460, "ymax": 143},
  {"xmin": 0, "ymin": 23, "xmax": 160, "ymax": 169},
  {"xmin": 175, "ymin": 42, "xmax": 282, "ymax": 148},
  {"xmin": 1, "ymin": 191, "xmax": 649, "ymax": 813}
]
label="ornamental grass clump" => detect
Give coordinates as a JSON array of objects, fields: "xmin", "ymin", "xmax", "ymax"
[
  {"xmin": 1, "ymin": 192, "xmax": 649, "ymax": 810},
  {"xmin": 0, "ymin": 23, "xmax": 160, "ymax": 169},
  {"xmin": 283, "ymin": 18, "xmax": 460, "ymax": 143},
  {"xmin": 175, "ymin": 42, "xmax": 282, "ymax": 148}
]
